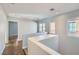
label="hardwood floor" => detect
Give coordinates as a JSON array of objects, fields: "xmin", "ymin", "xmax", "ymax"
[{"xmin": 2, "ymin": 36, "xmax": 27, "ymax": 55}]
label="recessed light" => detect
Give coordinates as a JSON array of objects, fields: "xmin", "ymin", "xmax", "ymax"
[{"xmin": 50, "ymin": 8, "xmax": 55, "ymax": 11}]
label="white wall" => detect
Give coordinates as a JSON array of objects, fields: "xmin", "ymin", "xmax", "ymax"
[
  {"xmin": 18, "ymin": 20, "xmax": 37, "ymax": 40},
  {"xmin": 55, "ymin": 15, "xmax": 68, "ymax": 54},
  {"xmin": 55, "ymin": 10, "xmax": 79, "ymax": 55},
  {"xmin": 0, "ymin": 6, "xmax": 8, "ymax": 54}
]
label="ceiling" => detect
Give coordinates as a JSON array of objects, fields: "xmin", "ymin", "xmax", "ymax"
[{"xmin": 1, "ymin": 3, "xmax": 79, "ymax": 20}]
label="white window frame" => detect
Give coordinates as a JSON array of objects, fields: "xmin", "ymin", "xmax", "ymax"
[
  {"xmin": 49, "ymin": 22, "xmax": 55, "ymax": 34},
  {"xmin": 68, "ymin": 21, "xmax": 76, "ymax": 33},
  {"xmin": 39, "ymin": 23, "xmax": 45, "ymax": 32}
]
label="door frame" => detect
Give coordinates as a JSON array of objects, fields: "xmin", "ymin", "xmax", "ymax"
[{"xmin": 8, "ymin": 20, "xmax": 18, "ymax": 40}]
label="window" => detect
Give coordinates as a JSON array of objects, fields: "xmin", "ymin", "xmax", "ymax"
[
  {"xmin": 76, "ymin": 20, "xmax": 79, "ymax": 33},
  {"xmin": 42, "ymin": 24, "xmax": 45, "ymax": 32},
  {"xmin": 68, "ymin": 20, "xmax": 79, "ymax": 34},
  {"xmin": 39, "ymin": 24, "xmax": 43, "ymax": 32},
  {"xmin": 68, "ymin": 22, "xmax": 76, "ymax": 33},
  {"xmin": 39, "ymin": 23, "xmax": 45, "ymax": 32},
  {"xmin": 49, "ymin": 22, "xmax": 55, "ymax": 34}
]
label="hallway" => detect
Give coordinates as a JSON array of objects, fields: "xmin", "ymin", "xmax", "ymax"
[{"xmin": 2, "ymin": 36, "xmax": 26, "ymax": 55}]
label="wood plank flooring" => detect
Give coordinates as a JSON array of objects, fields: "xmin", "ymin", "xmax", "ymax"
[{"xmin": 2, "ymin": 36, "xmax": 27, "ymax": 55}]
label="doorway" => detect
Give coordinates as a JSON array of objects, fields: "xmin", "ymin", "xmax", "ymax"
[
  {"xmin": 8, "ymin": 21, "xmax": 18, "ymax": 40},
  {"xmin": 2, "ymin": 21, "xmax": 25, "ymax": 55}
]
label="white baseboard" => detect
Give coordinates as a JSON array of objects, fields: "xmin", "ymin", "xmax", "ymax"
[{"xmin": 0, "ymin": 46, "xmax": 5, "ymax": 55}]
